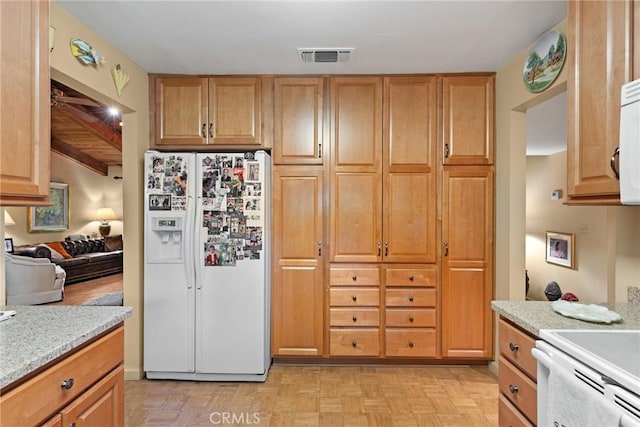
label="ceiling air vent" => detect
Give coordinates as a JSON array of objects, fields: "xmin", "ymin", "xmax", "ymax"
[{"xmin": 298, "ymin": 48, "xmax": 354, "ymax": 63}]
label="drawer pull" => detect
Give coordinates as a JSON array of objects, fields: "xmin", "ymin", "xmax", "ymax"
[
  {"xmin": 352, "ymin": 341, "xmax": 357, "ymax": 348},
  {"xmin": 509, "ymin": 342, "xmax": 519, "ymax": 352},
  {"xmin": 201, "ymin": 123, "xmax": 207, "ymax": 138},
  {"xmin": 352, "ymin": 295, "xmax": 357, "ymax": 302},
  {"xmin": 508, "ymin": 384, "xmax": 519, "ymax": 394},
  {"xmin": 60, "ymin": 378, "xmax": 75, "ymax": 390},
  {"xmin": 352, "ymin": 275, "xmax": 357, "ymax": 281},
  {"xmin": 408, "ymin": 341, "xmax": 414, "ymax": 348},
  {"xmin": 352, "ymin": 316, "xmax": 357, "ymax": 322},
  {"xmin": 408, "ymin": 316, "xmax": 414, "ymax": 322},
  {"xmin": 408, "ymin": 275, "xmax": 414, "ymax": 281},
  {"xmin": 408, "ymin": 296, "xmax": 414, "ymax": 302}
]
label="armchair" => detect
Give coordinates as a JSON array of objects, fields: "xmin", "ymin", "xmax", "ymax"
[{"xmin": 5, "ymin": 253, "xmax": 66, "ymax": 305}]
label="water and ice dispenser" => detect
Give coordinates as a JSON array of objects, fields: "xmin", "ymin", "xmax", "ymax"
[{"xmin": 146, "ymin": 216, "xmax": 185, "ymax": 263}]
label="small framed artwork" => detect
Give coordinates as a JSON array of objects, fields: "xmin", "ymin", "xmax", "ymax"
[
  {"xmin": 28, "ymin": 182, "xmax": 70, "ymax": 232},
  {"xmin": 4, "ymin": 238, "xmax": 14, "ymax": 253},
  {"xmin": 546, "ymin": 231, "xmax": 575, "ymax": 269},
  {"xmin": 149, "ymin": 194, "xmax": 172, "ymax": 211}
]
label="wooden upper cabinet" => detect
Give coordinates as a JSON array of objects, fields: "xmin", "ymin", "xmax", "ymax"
[
  {"xmin": 153, "ymin": 76, "xmax": 262, "ymax": 147},
  {"xmin": 272, "ymin": 166, "xmax": 324, "ymax": 356},
  {"xmin": 567, "ymin": 0, "xmax": 634, "ymax": 203},
  {"xmin": 383, "ymin": 77, "xmax": 437, "ymax": 263},
  {"xmin": 441, "ymin": 166, "xmax": 494, "ymax": 359},
  {"xmin": 441, "ymin": 75, "xmax": 494, "ymax": 166},
  {"xmin": 0, "ymin": 0, "xmax": 50, "ymax": 206},
  {"xmin": 274, "ymin": 78, "xmax": 324, "ymax": 164},
  {"xmin": 330, "ymin": 77, "xmax": 383, "ymax": 263}
]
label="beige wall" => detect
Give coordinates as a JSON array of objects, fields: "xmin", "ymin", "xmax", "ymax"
[
  {"xmin": 4, "ymin": 153, "xmax": 123, "ymax": 246},
  {"xmin": 49, "ymin": 3, "xmax": 148, "ymax": 380}
]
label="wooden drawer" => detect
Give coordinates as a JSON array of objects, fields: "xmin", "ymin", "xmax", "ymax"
[
  {"xmin": 499, "ymin": 356, "xmax": 537, "ymax": 425},
  {"xmin": 330, "ymin": 329, "xmax": 380, "ymax": 356},
  {"xmin": 498, "ymin": 394, "xmax": 534, "ymax": 427},
  {"xmin": 499, "ymin": 318, "xmax": 537, "ymax": 380},
  {"xmin": 0, "ymin": 327, "xmax": 124, "ymax": 427},
  {"xmin": 385, "ymin": 267, "xmax": 436, "ymax": 287},
  {"xmin": 330, "ymin": 308, "xmax": 379, "ymax": 327},
  {"xmin": 385, "ymin": 308, "xmax": 436, "ymax": 327},
  {"xmin": 385, "ymin": 329, "xmax": 436, "ymax": 357},
  {"xmin": 385, "ymin": 288, "xmax": 435, "ymax": 307},
  {"xmin": 330, "ymin": 288, "xmax": 379, "ymax": 306},
  {"xmin": 330, "ymin": 267, "xmax": 380, "ymax": 286}
]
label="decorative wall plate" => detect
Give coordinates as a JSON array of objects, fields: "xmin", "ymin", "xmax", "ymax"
[{"xmin": 523, "ymin": 30, "xmax": 566, "ymax": 93}]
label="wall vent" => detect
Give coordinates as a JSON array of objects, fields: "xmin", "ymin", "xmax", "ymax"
[{"xmin": 298, "ymin": 48, "xmax": 354, "ymax": 63}]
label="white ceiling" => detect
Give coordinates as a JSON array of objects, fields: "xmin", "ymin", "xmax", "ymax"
[
  {"xmin": 56, "ymin": 0, "xmax": 568, "ymax": 155},
  {"xmin": 56, "ymin": 0, "xmax": 567, "ymax": 75}
]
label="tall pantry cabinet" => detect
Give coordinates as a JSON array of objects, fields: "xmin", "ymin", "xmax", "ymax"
[
  {"xmin": 271, "ymin": 78, "xmax": 325, "ymax": 356},
  {"xmin": 441, "ymin": 75, "xmax": 495, "ymax": 359}
]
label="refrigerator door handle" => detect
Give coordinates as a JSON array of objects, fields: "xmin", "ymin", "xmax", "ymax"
[
  {"xmin": 185, "ymin": 195, "xmax": 195, "ymax": 289},
  {"xmin": 194, "ymin": 195, "xmax": 203, "ymax": 290}
]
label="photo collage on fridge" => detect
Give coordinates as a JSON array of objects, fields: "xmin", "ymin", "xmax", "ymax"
[{"xmin": 201, "ymin": 153, "xmax": 263, "ymax": 267}]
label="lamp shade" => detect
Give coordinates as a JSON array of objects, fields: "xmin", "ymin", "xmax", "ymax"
[
  {"xmin": 94, "ymin": 207, "xmax": 117, "ymax": 223},
  {"xmin": 4, "ymin": 210, "xmax": 15, "ymax": 226}
]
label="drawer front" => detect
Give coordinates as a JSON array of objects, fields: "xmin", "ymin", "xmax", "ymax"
[
  {"xmin": 499, "ymin": 319, "xmax": 537, "ymax": 380},
  {"xmin": 330, "ymin": 329, "xmax": 380, "ymax": 356},
  {"xmin": 330, "ymin": 308, "xmax": 380, "ymax": 327},
  {"xmin": 330, "ymin": 288, "xmax": 379, "ymax": 306},
  {"xmin": 498, "ymin": 356, "xmax": 537, "ymax": 425},
  {"xmin": 0, "ymin": 326, "xmax": 124, "ymax": 427},
  {"xmin": 385, "ymin": 267, "xmax": 436, "ymax": 287},
  {"xmin": 330, "ymin": 267, "xmax": 380, "ymax": 286},
  {"xmin": 385, "ymin": 288, "xmax": 435, "ymax": 307},
  {"xmin": 385, "ymin": 308, "xmax": 436, "ymax": 327},
  {"xmin": 385, "ymin": 329, "xmax": 436, "ymax": 357},
  {"xmin": 498, "ymin": 394, "xmax": 534, "ymax": 427}
]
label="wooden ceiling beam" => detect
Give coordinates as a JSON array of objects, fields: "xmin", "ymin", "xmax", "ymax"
[
  {"xmin": 51, "ymin": 137, "xmax": 109, "ymax": 176},
  {"xmin": 57, "ymin": 103, "xmax": 123, "ymax": 150}
]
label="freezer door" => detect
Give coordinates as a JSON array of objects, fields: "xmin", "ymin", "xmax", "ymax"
[{"xmin": 195, "ymin": 152, "xmax": 270, "ymax": 374}]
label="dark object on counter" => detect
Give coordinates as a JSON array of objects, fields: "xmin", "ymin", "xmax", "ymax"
[
  {"xmin": 561, "ymin": 292, "xmax": 579, "ymax": 302},
  {"xmin": 544, "ymin": 281, "xmax": 562, "ymax": 301}
]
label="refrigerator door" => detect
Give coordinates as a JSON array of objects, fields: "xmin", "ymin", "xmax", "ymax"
[
  {"xmin": 195, "ymin": 152, "xmax": 271, "ymax": 375},
  {"xmin": 144, "ymin": 151, "xmax": 197, "ymax": 374}
]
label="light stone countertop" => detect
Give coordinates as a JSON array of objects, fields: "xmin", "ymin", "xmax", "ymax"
[
  {"xmin": 491, "ymin": 300, "xmax": 640, "ymax": 337},
  {"xmin": 0, "ymin": 305, "xmax": 132, "ymax": 389}
]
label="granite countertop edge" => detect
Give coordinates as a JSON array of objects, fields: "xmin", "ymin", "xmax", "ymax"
[
  {"xmin": 491, "ymin": 300, "xmax": 640, "ymax": 337},
  {"xmin": 0, "ymin": 306, "xmax": 133, "ymax": 389}
]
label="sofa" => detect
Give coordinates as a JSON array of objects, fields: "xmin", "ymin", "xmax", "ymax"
[
  {"xmin": 14, "ymin": 235, "xmax": 123, "ymax": 285},
  {"xmin": 5, "ymin": 253, "xmax": 66, "ymax": 305}
]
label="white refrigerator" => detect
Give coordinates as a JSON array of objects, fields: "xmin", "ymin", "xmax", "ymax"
[{"xmin": 143, "ymin": 150, "xmax": 271, "ymax": 381}]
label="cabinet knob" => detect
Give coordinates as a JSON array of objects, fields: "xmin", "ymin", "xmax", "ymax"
[
  {"xmin": 352, "ymin": 341, "xmax": 357, "ymax": 348},
  {"xmin": 352, "ymin": 275, "xmax": 357, "ymax": 281},
  {"xmin": 208, "ymin": 123, "xmax": 213, "ymax": 138},
  {"xmin": 408, "ymin": 275, "xmax": 414, "ymax": 281},
  {"xmin": 352, "ymin": 316, "xmax": 357, "ymax": 322},
  {"xmin": 408, "ymin": 296, "xmax": 414, "ymax": 302},
  {"xmin": 508, "ymin": 384, "xmax": 519, "ymax": 394},
  {"xmin": 408, "ymin": 316, "xmax": 414, "ymax": 322},
  {"xmin": 60, "ymin": 378, "xmax": 75, "ymax": 390},
  {"xmin": 509, "ymin": 342, "xmax": 519, "ymax": 352},
  {"xmin": 408, "ymin": 341, "xmax": 414, "ymax": 348},
  {"xmin": 201, "ymin": 123, "xmax": 207, "ymax": 138},
  {"xmin": 352, "ymin": 295, "xmax": 357, "ymax": 302}
]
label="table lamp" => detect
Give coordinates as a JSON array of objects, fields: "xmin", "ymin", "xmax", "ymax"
[
  {"xmin": 4, "ymin": 210, "xmax": 15, "ymax": 226},
  {"xmin": 94, "ymin": 207, "xmax": 117, "ymax": 236}
]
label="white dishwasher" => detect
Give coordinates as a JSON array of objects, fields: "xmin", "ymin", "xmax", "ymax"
[{"xmin": 532, "ymin": 329, "xmax": 640, "ymax": 427}]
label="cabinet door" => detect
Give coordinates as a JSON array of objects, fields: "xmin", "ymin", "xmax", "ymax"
[
  {"xmin": 330, "ymin": 77, "xmax": 383, "ymax": 262},
  {"xmin": 383, "ymin": 77, "xmax": 437, "ymax": 263},
  {"xmin": 155, "ymin": 77, "xmax": 208, "ymax": 145},
  {"xmin": 442, "ymin": 167, "xmax": 494, "ymax": 359},
  {"xmin": 441, "ymin": 76, "xmax": 494, "ymax": 165},
  {"xmin": 0, "ymin": 0, "xmax": 50, "ymax": 205},
  {"xmin": 274, "ymin": 77, "xmax": 324, "ymax": 164},
  {"xmin": 209, "ymin": 77, "xmax": 261, "ymax": 145},
  {"xmin": 567, "ymin": 0, "xmax": 633, "ymax": 202},
  {"xmin": 272, "ymin": 166, "xmax": 324, "ymax": 356},
  {"xmin": 61, "ymin": 365, "xmax": 124, "ymax": 427}
]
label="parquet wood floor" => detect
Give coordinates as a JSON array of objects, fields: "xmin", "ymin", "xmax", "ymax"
[{"xmin": 125, "ymin": 365, "xmax": 498, "ymax": 426}]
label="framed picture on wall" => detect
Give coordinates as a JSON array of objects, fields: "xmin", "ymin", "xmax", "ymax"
[
  {"xmin": 28, "ymin": 182, "xmax": 70, "ymax": 232},
  {"xmin": 545, "ymin": 231, "xmax": 575, "ymax": 269},
  {"xmin": 4, "ymin": 238, "xmax": 14, "ymax": 253}
]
